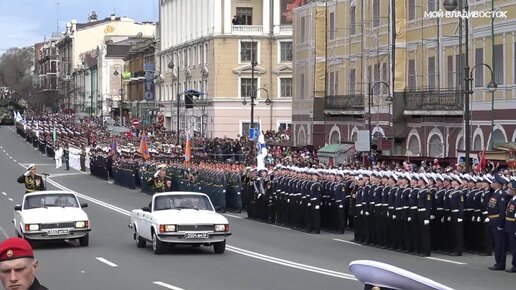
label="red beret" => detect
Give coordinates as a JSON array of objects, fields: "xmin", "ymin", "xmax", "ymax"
[{"xmin": 0, "ymin": 238, "xmax": 34, "ymax": 262}]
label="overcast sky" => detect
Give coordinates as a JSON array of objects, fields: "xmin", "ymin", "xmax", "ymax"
[{"xmin": 0, "ymin": 0, "xmax": 158, "ymax": 54}]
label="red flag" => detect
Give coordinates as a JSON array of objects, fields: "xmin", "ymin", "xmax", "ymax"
[
  {"xmin": 110, "ymin": 137, "xmax": 118, "ymax": 160},
  {"xmin": 138, "ymin": 135, "xmax": 150, "ymax": 160},
  {"xmin": 185, "ymin": 134, "xmax": 191, "ymax": 163},
  {"xmin": 478, "ymin": 148, "xmax": 487, "ymax": 173}
]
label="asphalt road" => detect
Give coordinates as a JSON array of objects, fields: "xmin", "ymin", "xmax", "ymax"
[{"xmin": 0, "ymin": 125, "xmax": 513, "ymax": 290}]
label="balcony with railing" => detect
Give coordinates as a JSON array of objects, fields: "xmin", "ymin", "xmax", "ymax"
[
  {"xmin": 324, "ymin": 94, "xmax": 365, "ymax": 115},
  {"xmin": 403, "ymin": 90, "xmax": 463, "ymax": 115},
  {"xmin": 231, "ymin": 25, "xmax": 263, "ymax": 35}
]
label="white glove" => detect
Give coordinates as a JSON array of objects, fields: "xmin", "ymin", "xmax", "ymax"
[
  {"xmin": 457, "ymin": 218, "xmax": 463, "ymax": 223},
  {"xmin": 387, "ymin": 212, "xmax": 390, "ymax": 218},
  {"xmin": 257, "ymin": 194, "xmax": 262, "ymax": 199},
  {"xmin": 407, "ymin": 217, "xmax": 412, "ymax": 222},
  {"xmin": 424, "ymin": 220, "xmax": 430, "ymax": 225},
  {"xmin": 430, "ymin": 215, "xmax": 435, "ymax": 220},
  {"xmin": 287, "ymin": 199, "xmax": 290, "ymax": 203},
  {"xmin": 484, "ymin": 218, "xmax": 490, "ymax": 223},
  {"xmin": 24, "ymin": 171, "xmax": 31, "ymax": 177},
  {"xmin": 307, "ymin": 203, "xmax": 312, "ymax": 207},
  {"xmin": 154, "ymin": 171, "xmax": 160, "ymax": 178},
  {"xmin": 365, "ymin": 212, "xmax": 370, "ymax": 216},
  {"xmin": 447, "ymin": 216, "xmax": 451, "ymax": 222},
  {"xmin": 315, "ymin": 205, "xmax": 320, "ymax": 210},
  {"xmin": 471, "ymin": 216, "xmax": 475, "ymax": 222},
  {"xmin": 441, "ymin": 217, "xmax": 445, "ymax": 223},
  {"xmin": 360, "ymin": 210, "xmax": 364, "ymax": 215},
  {"xmin": 392, "ymin": 215, "xmax": 397, "ymax": 220},
  {"xmin": 497, "ymin": 227, "xmax": 504, "ymax": 231},
  {"xmin": 339, "ymin": 205, "xmax": 344, "ymax": 208},
  {"xmin": 222, "ymin": 190, "xmax": 226, "ymax": 193},
  {"xmin": 477, "ymin": 217, "xmax": 481, "ymax": 222}
]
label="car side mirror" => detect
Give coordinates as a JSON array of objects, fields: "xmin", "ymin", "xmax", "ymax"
[
  {"xmin": 80, "ymin": 203, "xmax": 88, "ymax": 208},
  {"xmin": 14, "ymin": 205, "xmax": 22, "ymax": 211},
  {"xmin": 142, "ymin": 206, "xmax": 151, "ymax": 212}
]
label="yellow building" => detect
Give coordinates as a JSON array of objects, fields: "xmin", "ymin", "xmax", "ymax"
[{"xmin": 293, "ymin": 0, "xmax": 516, "ymax": 160}]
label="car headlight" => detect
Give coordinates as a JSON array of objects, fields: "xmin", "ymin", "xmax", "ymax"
[
  {"xmin": 75, "ymin": 221, "xmax": 89, "ymax": 228},
  {"xmin": 215, "ymin": 224, "xmax": 229, "ymax": 232},
  {"xmin": 159, "ymin": 224, "xmax": 176, "ymax": 233},
  {"xmin": 25, "ymin": 224, "xmax": 40, "ymax": 231}
]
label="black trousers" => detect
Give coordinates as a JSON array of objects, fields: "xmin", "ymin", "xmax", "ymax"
[
  {"xmin": 450, "ymin": 218, "xmax": 464, "ymax": 255},
  {"xmin": 490, "ymin": 226, "xmax": 507, "ymax": 268},
  {"xmin": 418, "ymin": 213, "xmax": 431, "ymax": 256}
]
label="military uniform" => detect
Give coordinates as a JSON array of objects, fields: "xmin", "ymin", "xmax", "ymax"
[
  {"xmin": 505, "ymin": 185, "xmax": 516, "ymax": 273},
  {"xmin": 17, "ymin": 165, "xmax": 46, "ymax": 193},
  {"xmin": 488, "ymin": 175, "xmax": 509, "ymax": 271}
]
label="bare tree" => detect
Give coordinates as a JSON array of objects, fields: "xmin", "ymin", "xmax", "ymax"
[{"xmin": 0, "ymin": 47, "xmax": 34, "ymax": 99}]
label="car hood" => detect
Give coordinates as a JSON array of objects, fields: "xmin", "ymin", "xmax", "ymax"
[
  {"xmin": 151, "ymin": 209, "xmax": 229, "ymax": 224},
  {"xmin": 20, "ymin": 208, "xmax": 88, "ymax": 223}
]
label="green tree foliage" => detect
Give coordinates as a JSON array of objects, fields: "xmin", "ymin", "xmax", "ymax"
[{"xmin": 0, "ymin": 47, "xmax": 34, "ymax": 99}]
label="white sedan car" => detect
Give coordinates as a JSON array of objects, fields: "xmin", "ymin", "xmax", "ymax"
[
  {"xmin": 13, "ymin": 190, "xmax": 91, "ymax": 246},
  {"xmin": 129, "ymin": 192, "xmax": 231, "ymax": 254}
]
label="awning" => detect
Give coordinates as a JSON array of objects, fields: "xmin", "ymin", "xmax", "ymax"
[{"xmin": 318, "ymin": 143, "xmax": 354, "ymax": 157}]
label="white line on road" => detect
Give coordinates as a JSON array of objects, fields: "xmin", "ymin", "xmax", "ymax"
[
  {"xmin": 95, "ymin": 257, "xmax": 118, "ymax": 267},
  {"xmin": 223, "ymin": 213, "xmax": 242, "ymax": 219},
  {"xmin": 49, "ymin": 173, "xmax": 86, "ymax": 177},
  {"xmin": 8, "ymin": 198, "xmax": 14, "ymax": 202},
  {"xmin": 333, "ymin": 239, "xmax": 362, "ymax": 246},
  {"xmin": 270, "ymin": 224, "xmax": 292, "ymax": 231},
  {"xmin": 1, "ymin": 192, "xmax": 6, "ymax": 196},
  {"xmin": 0, "ymin": 225, "xmax": 9, "ymax": 239},
  {"xmin": 9, "ymin": 156, "xmax": 12, "ymax": 159},
  {"xmin": 153, "ymin": 281, "xmax": 185, "ymax": 290},
  {"xmin": 425, "ymin": 256, "xmax": 467, "ymax": 265},
  {"xmin": 226, "ymin": 245, "xmax": 357, "ymax": 281},
  {"xmin": 19, "ymin": 163, "xmax": 54, "ymax": 166}
]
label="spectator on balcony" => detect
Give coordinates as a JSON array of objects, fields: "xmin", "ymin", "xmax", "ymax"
[{"xmin": 232, "ymin": 15, "xmax": 239, "ymax": 25}]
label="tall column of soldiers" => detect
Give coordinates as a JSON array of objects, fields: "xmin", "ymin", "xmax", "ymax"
[{"xmin": 242, "ymin": 165, "xmax": 516, "ymax": 260}]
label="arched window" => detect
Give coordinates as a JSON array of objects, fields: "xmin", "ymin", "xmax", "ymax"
[
  {"xmin": 457, "ymin": 136, "xmax": 464, "ymax": 151},
  {"xmin": 407, "ymin": 135, "xmax": 420, "ymax": 156},
  {"xmin": 351, "ymin": 132, "xmax": 357, "ymax": 142},
  {"xmin": 330, "ymin": 130, "xmax": 340, "ymax": 144},
  {"xmin": 473, "ymin": 134, "xmax": 482, "ymax": 151},
  {"xmin": 297, "ymin": 127, "xmax": 306, "ymax": 146},
  {"xmin": 492, "ymin": 129, "xmax": 506, "ymax": 147},
  {"xmin": 373, "ymin": 131, "xmax": 383, "ymax": 140},
  {"xmin": 428, "ymin": 134, "xmax": 443, "ymax": 157}
]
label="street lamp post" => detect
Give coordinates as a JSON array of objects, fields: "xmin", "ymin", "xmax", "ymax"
[
  {"xmin": 113, "ymin": 65, "xmax": 124, "ymax": 126},
  {"xmin": 168, "ymin": 57, "xmax": 180, "ymax": 145},
  {"xmin": 368, "ymin": 81, "xmax": 392, "ymax": 162}
]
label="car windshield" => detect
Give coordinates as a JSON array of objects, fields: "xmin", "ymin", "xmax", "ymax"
[
  {"xmin": 24, "ymin": 194, "xmax": 79, "ymax": 209},
  {"xmin": 154, "ymin": 195, "xmax": 213, "ymax": 211}
]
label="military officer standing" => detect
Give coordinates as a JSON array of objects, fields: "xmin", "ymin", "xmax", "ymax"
[
  {"xmin": 505, "ymin": 179, "xmax": 516, "ymax": 273},
  {"xmin": 17, "ymin": 164, "xmax": 46, "ymax": 194},
  {"xmin": 416, "ymin": 174, "xmax": 432, "ymax": 257},
  {"xmin": 307, "ymin": 170, "xmax": 323, "ymax": 234},
  {"xmin": 487, "ymin": 174, "xmax": 509, "ymax": 271}
]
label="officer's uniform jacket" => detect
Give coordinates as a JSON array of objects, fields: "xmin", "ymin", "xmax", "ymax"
[{"xmin": 487, "ymin": 189, "xmax": 508, "ymax": 229}]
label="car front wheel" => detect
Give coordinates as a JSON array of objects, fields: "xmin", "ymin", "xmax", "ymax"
[
  {"xmin": 79, "ymin": 234, "xmax": 89, "ymax": 247},
  {"xmin": 152, "ymin": 232, "xmax": 165, "ymax": 255},
  {"xmin": 135, "ymin": 229, "xmax": 146, "ymax": 248},
  {"xmin": 213, "ymin": 239, "xmax": 226, "ymax": 254}
]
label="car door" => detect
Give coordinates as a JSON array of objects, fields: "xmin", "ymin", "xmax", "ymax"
[{"xmin": 13, "ymin": 200, "xmax": 24, "ymax": 235}]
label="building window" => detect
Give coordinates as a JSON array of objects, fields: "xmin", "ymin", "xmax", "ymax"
[
  {"xmin": 427, "ymin": 0, "xmax": 437, "ymax": 12},
  {"xmin": 408, "ymin": 134, "xmax": 420, "ymax": 156},
  {"xmin": 280, "ymin": 42, "xmax": 293, "ymax": 62},
  {"xmin": 473, "ymin": 135, "xmax": 482, "ymax": 151},
  {"xmin": 240, "ymin": 41, "xmax": 257, "ymax": 62},
  {"xmin": 334, "ymin": 71, "xmax": 339, "ymax": 94},
  {"xmin": 278, "ymin": 123, "xmax": 291, "ymax": 131},
  {"xmin": 447, "ymin": 55, "xmax": 454, "ymax": 89},
  {"xmin": 328, "ymin": 72, "xmax": 335, "ymax": 95},
  {"xmin": 350, "ymin": 6, "xmax": 356, "ymax": 35},
  {"xmin": 455, "ymin": 53, "xmax": 464, "ymax": 90},
  {"xmin": 408, "ymin": 0, "xmax": 416, "ymax": 20},
  {"xmin": 300, "ymin": 73, "xmax": 305, "ymax": 99},
  {"xmin": 373, "ymin": 63, "xmax": 380, "ymax": 94},
  {"xmin": 203, "ymin": 43, "xmax": 208, "ymax": 64},
  {"xmin": 349, "ymin": 68, "xmax": 356, "ymax": 93},
  {"xmin": 240, "ymin": 78, "xmax": 256, "ymax": 98},
  {"xmin": 408, "ymin": 59, "xmax": 416, "ymax": 89},
  {"xmin": 236, "ymin": 7, "xmax": 253, "ymax": 25},
  {"xmin": 493, "ymin": 44, "xmax": 503, "ymax": 85},
  {"xmin": 428, "ymin": 134, "xmax": 443, "ymax": 158},
  {"xmin": 300, "ymin": 17, "xmax": 306, "ymax": 43},
  {"xmin": 428, "ymin": 56, "xmax": 435, "ymax": 89},
  {"xmin": 474, "ymin": 48, "xmax": 484, "ymax": 87},
  {"xmin": 280, "ymin": 78, "xmax": 292, "ymax": 98},
  {"xmin": 372, "ymin": 0, "xmax": 380, "ymax": 27},
  {"xmin": 329, "ymin": 12, "xmax": 335, "ymax": 40},
  {"xmin": 382, "ymin": 63, "xmax": 388, "ymax": 94},
  {"xmin": 492, "ymin": 129, "xmax": 506, "ymax": 145},
  {"xmin": 242, "ymin": 122, "xmax": 259, "ymax": 136}
]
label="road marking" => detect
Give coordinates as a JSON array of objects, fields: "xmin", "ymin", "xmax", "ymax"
[
  {"xmin": 13, "ymin": 159, "xmax": 16, "ymax": 162},
  {"xmin": 8, "ymin": 198, "xmax": 14, "ymax": 202},
  {"xmin": 333, "ymin": 239, "xmax": 362, "ymax": 246},
  {"xmin": 19, "ymin": 163, "xmax": 54, "ymax": 167},
  {"xmin": 270, "ymin": 224, "xmax": 292, "ymax": 231},
  {"xmin": 0, "ymin": 225, "xmax": 9, "ymax": 239},
  {"xmin": 153, "ymin": 281, "xmax": 185, "ymax": 290},
  {"xmin": 9, "ymin": 156, "xmax": 13, "ymax": 159},
  {"xmin": 223, "ymin": 213, "xmax": 242, "ymax": 219},
  {"xmin": 226, "ymin": 245, "xmax": 357, "ymax": 281},
  {"xmin": 1, "ymin": 192, "xmax": 6, "ymax": 196},
  {"xmin": 425, "ymin": 256, "xmax": 467, "ymax": 265},
  {"xmin": 95, "ymin": 257, "xmax": 118, "ymax": 267},
  {"xmin": 49, "ymin": 173, "xmax": 86, "ymax": 177}
]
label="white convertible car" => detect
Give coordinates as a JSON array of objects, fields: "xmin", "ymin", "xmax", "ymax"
[
  {"xmin": 13, "ymin": 190, "xmax": 91, "ymax": 246},
  {"xmin": 129, "ymin": 192, "xmax": 231, "ymax": 254}
]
